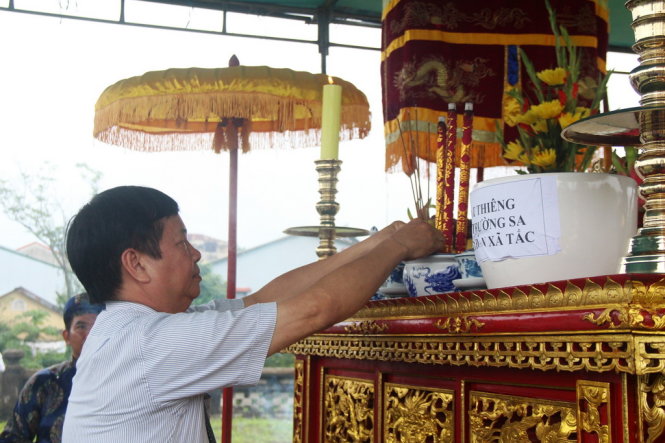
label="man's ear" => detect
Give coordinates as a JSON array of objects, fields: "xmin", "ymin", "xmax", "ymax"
[
  {"xmin": 62, "ymin": 329, "xmax": 70, "ymax": 345},
  {"xmin": 120, "ymin": 248, "xmax": 151, "ymax": 283}
]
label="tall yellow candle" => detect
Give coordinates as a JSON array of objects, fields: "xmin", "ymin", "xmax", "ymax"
[{"xmin": 320, "ymin": 77, "xmax": 342, "ymax": 160}]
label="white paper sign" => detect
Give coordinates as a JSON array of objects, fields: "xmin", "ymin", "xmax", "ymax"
[{"xmin": 470, "ymin": 176, "xmax": 561, "ymax": 262}]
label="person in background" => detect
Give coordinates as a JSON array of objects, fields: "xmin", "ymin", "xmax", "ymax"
[{"xmin": 0, "ymin": 293, "xmax": 103, "ymax": 443}]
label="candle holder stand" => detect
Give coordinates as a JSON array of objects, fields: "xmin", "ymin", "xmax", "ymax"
[
  {"xmin": 285, "ymin": 159, "xmax": 369, "ymax": 259},
  {"xmin": 315, "ymin": 159, "xmax": 341, "ymax": 257}
]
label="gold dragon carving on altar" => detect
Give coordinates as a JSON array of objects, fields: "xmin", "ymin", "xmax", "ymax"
[
  {"xmin": 469, "ymin": 392, "xmax": 577, "ymax": 442},
  {"xmin": 434, "ymin": 316, "xmax": 485, "ymax": 333},
  {"xmin": 344, "ymin": 321, "xmax": 389, "ymax": 335},
  {"xmin": 640, "ymin": 373, "xmax": 665, "ymax": 443},
  {"xmin": 583, "ymin": 278, "xmax": 665, "ymax": 330},
  {"xmin": 384, "ymin": 384, "xmax": 454, "ymax": 442},
  {"xmin": 576, "ymin": 381, "xmax": 611, "ymax": 442},
  {"xmin": 292, "ymin": 360, "xmax": 304, "ymax": 443},
  {"xmin": 323, "ymin": 375, "xmax": 374, "ymax": 442}
]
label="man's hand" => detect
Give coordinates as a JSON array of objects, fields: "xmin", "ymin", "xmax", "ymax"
[{"xmin": 389, "ymin": 219, "xmax": 444, "ymax": 261}]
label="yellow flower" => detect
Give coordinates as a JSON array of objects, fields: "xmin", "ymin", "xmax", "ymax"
[
  {"xmin": 530, "ymin": 118, "xmax": 548, "ymax": 133},
  {"xmin": 529, "ymin": 100, "xmax": 564, "ymax": 120},
  {"xmin": 503, "ymin": 140, "xmax": 525, "ymax": 161},
  {"xmin": 558, "ymin": 107, "xmax": 591, "ymax": 128},
  {"xmin": 575, "ymin": 107, "xmax": 591, "ymax": 119},
  {"xmin": 530, "ymin": 149, "xmax": 557, "ymax": 167},
  {"xmin": 516, "ymin": 110, "xmax": 537, "ymax": 125},
  {"xmin": 503, "ymin": 96, "xmax": 521, "ymax": 127},
  {"xmin": 536, "ymin": 67, "xmax": 567, "ymax": 86}
]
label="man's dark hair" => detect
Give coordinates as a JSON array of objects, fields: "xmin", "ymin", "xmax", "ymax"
[{"xmin": 66, "ymin": 186, "xmax": 179, "ymax": 304}]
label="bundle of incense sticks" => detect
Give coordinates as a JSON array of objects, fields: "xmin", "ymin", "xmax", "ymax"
[
  {"xmin": 434, "ymin": 116, "xmax": 447, "ymax": 234},
  {"xmin": 440, "ymin": 103, "xmax": 457, "ymax": 253},
  {"xmin": 455, "ymin": 102, "xmax": 473, "ymax": 252}
]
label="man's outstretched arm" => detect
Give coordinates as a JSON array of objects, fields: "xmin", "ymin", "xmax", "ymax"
[{"xmin": 245, "ymin": 219, "xmax": 443, "ymax": 355}]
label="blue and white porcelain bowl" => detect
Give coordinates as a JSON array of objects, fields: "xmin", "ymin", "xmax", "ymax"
[
  {"xmin": 403, "ymin": 253, "xmax": 461, "ymax": 297},
  {"xmin": 377, "ymin": 262, "xmax": 408, "ymax": 297},
  {"xmin": 454, "ymin": 250, "xmax": 483, "ymax": 279}
]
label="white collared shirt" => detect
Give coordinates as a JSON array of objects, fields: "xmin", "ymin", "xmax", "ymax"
[{"xmin": 62, "ymin": 299, "xmax": 276, "ymax": 442}]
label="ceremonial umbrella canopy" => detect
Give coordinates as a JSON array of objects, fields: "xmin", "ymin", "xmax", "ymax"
[
  {"xmin": 93, "ymin": 57, "xmax": 370, "ymax": 441},
  {"xmin": 94, "ymin": 59, "xmax": 371, "ymax": 154}
]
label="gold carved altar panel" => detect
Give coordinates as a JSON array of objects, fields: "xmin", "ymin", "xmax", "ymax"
[
  {"xmin": 384, "ymin": 383, "xmax": 454, "ymax": 442},
  {"xmin": 322, "ymin": 375, "xmax": 374, "ymax": 442},
  {"xmin": 468, "ymin": 391, "xmax": 577, "ymax": 442},
  {"xmin": 288, "ymin": 275, "xmax": 665, "ymax": 441}
]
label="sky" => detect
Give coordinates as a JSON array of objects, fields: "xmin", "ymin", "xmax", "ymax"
[{"xmin": 0, "ymin": 1, "xmax": 642, "ymax": 254}]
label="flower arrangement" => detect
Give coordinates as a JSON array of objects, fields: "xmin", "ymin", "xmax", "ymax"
[{"xmin": 498, "ymin": 1, "xmax": 611, "ymax": 173}]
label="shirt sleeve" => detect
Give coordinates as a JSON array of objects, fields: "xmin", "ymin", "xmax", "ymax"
[
  {"xmin": 0, "ymin": 372, "xmax": 44, "ymax": 442},
  {"xmin": 139, "ymin": 301, "xmax": 277, "ymax": 402}
]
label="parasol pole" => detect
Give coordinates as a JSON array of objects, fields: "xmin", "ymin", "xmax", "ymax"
[
  {"xmin": 220, "ymin": 54, "xmax": 241, "ymax": 443},
  {"xmin": 221, "ymin": 118, "xmax": 239, "ymax": 443}
]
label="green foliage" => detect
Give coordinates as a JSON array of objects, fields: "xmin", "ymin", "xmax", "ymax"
[
  {"xmin": 0, "ymin": 310, "xmax": 66, "ymax": 369},
  {"xmin": 611, "ymin": 146, "xmax": 638, "ymax": 176},
  {"xmin": 264, "ymin": 353, "xmax": 295, "ymax": 368},
  {"xmin": 37, "ymin": 350, "xmax": 68, "ymax": 368},
  {"xmin": 191, "ymin": 264, "xmax": 227, "ymax": 306}
]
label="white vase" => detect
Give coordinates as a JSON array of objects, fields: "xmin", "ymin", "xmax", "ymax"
[{"xmin": 470, "ymin": 173, "xmax": 638, "ymax": 289}]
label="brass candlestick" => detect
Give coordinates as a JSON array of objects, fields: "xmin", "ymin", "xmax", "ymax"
[
  {"xmin": 284, "ymin": 159, "xmax": 369, "ymax": 259},
  {"xmin": 314, "ymin": 159, "xmax": 341, "ymax": 258}
]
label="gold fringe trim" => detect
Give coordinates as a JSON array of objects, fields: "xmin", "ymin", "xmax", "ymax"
[
  {"xmin": 94, "ymin": 92, "xmax": 371, "ymax": 152},
  {"xmin": 95, "ymin": 125, "xmax": 372, "ymax": 154}
]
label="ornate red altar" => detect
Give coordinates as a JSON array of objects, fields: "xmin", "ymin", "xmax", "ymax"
[{"xmin": 286, "ymin": 274, "xmax": 665, "ymax": 442}]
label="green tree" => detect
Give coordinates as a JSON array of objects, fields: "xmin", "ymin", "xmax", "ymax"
[
  {"xmin": 191, "ymin": 264, "xmax": 227, "ymax": 306},
  {"xmin": 0, "ymin": 310, "xmax": 65, "ymax": 369},
  {"xmin": 0, "ymin": 163, "xmax": 102, "ymax": 306}
]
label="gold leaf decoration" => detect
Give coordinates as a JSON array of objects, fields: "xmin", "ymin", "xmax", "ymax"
[
  {"xmin": 577, "ymin": 380, "xmax": 611, "ymax": 442},
  {"xmin": 434, "ymin": 316, "xmax": 485, "ymax": 333},
  {"xmin": 344, "ymin": 321, "xmax": 389, "ymax": 335},
  {"xmin": 323, "ymin": 375, "xmax": 374, "ymax": 442},
  {"xmin": 384, "ymin": 383, "xmax": 454, "ymax": 442},
  {"xmin": 469, "ymin": 391, "xmax": 576, "ymax": 442}
]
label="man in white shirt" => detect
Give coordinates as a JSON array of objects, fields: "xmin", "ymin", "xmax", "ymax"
[{"xmin": 61, "ymin": 185, "xmax": 442, "ymax": 442}]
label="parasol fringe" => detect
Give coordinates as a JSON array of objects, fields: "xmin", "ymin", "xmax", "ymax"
[
  {"xmin": 94, "ymin": 92, "xmax": 371, "ymax": 146},
  {"xmin": 94, "ymin": 93, "xmax": 370, "ymax": 153},
  {"xmin": 95, "ymin": 124, "xmax": 369, "ymax": 154}
]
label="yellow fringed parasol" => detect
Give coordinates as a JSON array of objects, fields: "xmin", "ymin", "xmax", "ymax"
[
  {"xmin": 93, "ymin": 56, "xmax": 371, "ymax": 443},
  {"xmin": 94, "ymin": 63, "xmax": 371, "ymax": 153}
]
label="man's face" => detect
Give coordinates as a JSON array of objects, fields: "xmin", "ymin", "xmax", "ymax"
[
  {"xmin": 147, "ymin": 215, "xmax": 202, "ymax": 313},
  {"xmin": 63, "ymin": 313, "xmax": 98, "ymax": 359}
]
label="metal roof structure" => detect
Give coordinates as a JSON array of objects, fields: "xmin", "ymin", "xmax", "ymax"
[{"xmin": 1, "ymin": 0, "xmax": 637, "ymax": 74}]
